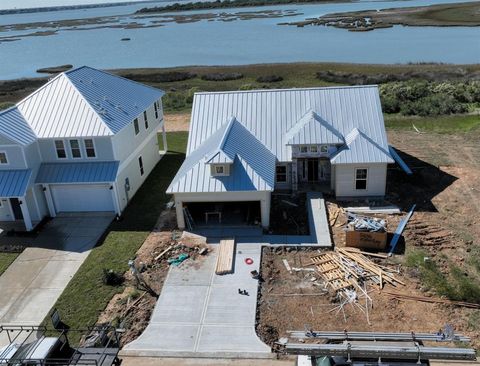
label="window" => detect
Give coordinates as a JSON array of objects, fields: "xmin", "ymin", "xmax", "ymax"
[
  {"xmin": 355, "ymin": 168, "xmax": 368, "ymax": 190},
  {"xmin": 310, "ymin": 146, "xmax": 318, "ymax": 153},
  {"xmin": 55, "ymin": 140, "xmax": 66, "ymax": 159},
  {"xmin": 320, "ymin": 145, "xmax": 328, "ymax": 153},
  {"xmin": 84, "ymin": 139, "xmax": 96, "ymax": 158},
  {"xmin": 134, "ymin": 118, "xmax": 139, "ymax": 135},
  {"xmin": 154, "ymin": 102, "xmax": 159, "ymax": 119},
  {"xmin": 0, "ymin": 152, "xmax": 7, "ymax": 164},
  {"xmin": 70, "ymin": 139, "xmax": 81, "ymax": 158},
  {"xmin": 300, "ymin": 146, "xmax": 308, "ymax": 153},
  {"xmin": 215, "ymin": 166, "xmax": 224, "ymax": 175},
  {"xmin": 139, "ymin": 156, "xmax": 144, "ymax": 176},
  {"xmin": 144, "ymin": 111, "xmax": 149, "ymax": 129},
  {"xmin": 276, "ymin": 165, "xmax": 287, "ymax": 183}
]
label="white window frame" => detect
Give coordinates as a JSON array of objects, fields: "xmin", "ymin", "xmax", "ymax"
[
  {"xmin": 134, "ymin": 118, "xmax": 140, "ymax": 135},
  {"xmin": 320, "ymin": 145, "xmax": 328, "ymax": 153},
  {"xmin": 0, "ymin": 151, "xmax": 8, "ymax": 165},
  {"xmin": 310, "ymin": 146, "xmax": 318, "ymax": 153},
  {"xmin": 144, "ymin": 111, "xmax": 149, "ymax": 129},
  {"xmin": 154, "ymin": 102, "xmax": 159, "ymax": 119},
  {"xmin": 211, "ymin": 164, "xmax": 229, "ymax": 177},
  {"xmin": 276, "ymin": 164, "xmax": 288, "ymax": 183},
  {"xmin": 54, "ymin": 140, "xmax": 67, "ymax": 159},
  {"xmin": 299, "ymin": 145, "xmax": 308, "ymax": 154},
  {"xmin": 139, "ymin": 156, "xmax": 144, "ymax": 176},
  {"xmin": 69, "ymin": 139, "xmax": 82, "ymax": 159},
  {"xmin": 83, "ymin": 139, "xmax": 96, "ymax": 159},
  {"xmin": 355, "ymin": 168, "xmax": 368, "ymax": 191}
]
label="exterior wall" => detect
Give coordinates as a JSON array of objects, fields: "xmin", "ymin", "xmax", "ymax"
[
  {"xmin": 334, "ymin": 163, "xmax": 387, "ymax": 198},
  {"xmin": 114, "ymin": 128, "xmax": 161, "ymax": 212},
  {"xmin": 173, "ymin": 191, "xmax": 271, "ymax": 229},
  {"xmin": 0, "ymin": 145, "xmax": 27, "ymax": 170},
  {"xmin": 0, "ymin": 198, "xmax": 13, "ymax": 221},
  {"xmin": 37, "ymin": 137, "xmax": 114, "ymax": 162},
  {"xmin": 112, "ymin": 100, "xmax": 163, "ymax": 164}
]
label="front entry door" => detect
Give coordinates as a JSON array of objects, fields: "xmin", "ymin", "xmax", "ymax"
[
  {"xmin": 9, "ymin": 198, "xmax": 23, "ymax": 220},
  {"xmin": 307, "ymin": 159, "xmax": 319, "ymax": 182}
]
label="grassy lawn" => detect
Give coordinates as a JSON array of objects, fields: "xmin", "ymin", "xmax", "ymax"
[
  {"xmin": 42, "ymin": 131, "xmax": 188, "ymax": 338},
  {"xmin": 0, "ymin": 252, "xmax": 20, "ymax": 276},
  {"xmin": 385, "ymin": 114, "xmax": 480, "ymax": 133}
]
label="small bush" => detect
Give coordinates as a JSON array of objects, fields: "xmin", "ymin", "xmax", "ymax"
[
  {"xmin": 201, "ymin": 72, "xmax": 243, "ymax": 81},
  {"xmin": 102, "ymin": 269, "xmax": 124, "ymax": 286},
  {"xmin": 125, "ymin": 71, "xmax": 196, "ymax": 83},
  {"xmin": 256, "ymin": 75, "xmax": 283, "ymax": 83},
  {"xmin": 0, "ymin": 102, "xmax": 14, "ymax": 111},
  {"xmin": 239, "ymin": 84, "xmax": 257, "ymax": 90}
]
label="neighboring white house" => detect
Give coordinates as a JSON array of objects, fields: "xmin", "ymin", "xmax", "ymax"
[
  {"xmin": 167, "ymin": 86, "xmax": 394, "ymax": 230},
  {"xmin": 0, "ymin": 66, "xmax": 166, "ymax": 231}
]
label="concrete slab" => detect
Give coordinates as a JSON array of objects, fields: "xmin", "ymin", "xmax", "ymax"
[
  {"xmin": 0, "ymin": 213, "xmax": 113, "ymax": 332},
  {"xmin": 123, "ymin": 243, "xmax": 272, "ymax": 359}
]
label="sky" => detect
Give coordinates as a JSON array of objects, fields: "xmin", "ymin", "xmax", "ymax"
[{"xmin": 0, "ymin": 0, "xmax": 146, "ymax": 10}]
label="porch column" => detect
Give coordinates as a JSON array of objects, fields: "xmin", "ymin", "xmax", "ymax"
[
  {"xmin": 291, "ymin": 158, "xmax": 298, "ymax": 191},
  {"xmin": 175, "ymin": 198, "xmax": 185, "ymax": 230},
  {"xmin": 19, "ymin": 197, "xmax": 33, "ymax": 231},
  {"xmin": 161, "ymin": 124, "xmax": 168, "ymax": 152},
  {"xmin": 43, "ymin": 185, "xmax": 56, "ymax": 218},
  {"xmin": 260, "ymin": 192, "xmax": 271, "ymax": 229}
]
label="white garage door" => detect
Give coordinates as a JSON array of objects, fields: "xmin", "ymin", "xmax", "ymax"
[{"xmin": 51, "ymin": 184, "xmax": 115, "ymax": 213}]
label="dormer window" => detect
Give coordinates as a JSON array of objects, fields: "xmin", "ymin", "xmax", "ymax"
[
  {"xmin": 320, "ymin": 145, "xmax": 328, "ymax": 153},
  {"xmin": 300, "ymin": 146, "xmax": 308, "ymax": 153},
  {"xmin": 211, "ymin": 164, "xmax": 230, "ymax": 177},
  {"xmin": 310, "ymin": 146, "xmax": 318, "ymax": 153}
]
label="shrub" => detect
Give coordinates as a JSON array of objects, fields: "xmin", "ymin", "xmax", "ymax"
[
  {"xmin": 201, "ymin": 72, "xmax": 243, "ymax": 81},
  {"xmin": 124, "ymin": 71, "xmax": 196, "ymax": 83},
  {"xmin": 256, "ymin": 75, "xmax": 283, "ymax": 83},
  {"xmin": 102, "ymin": 269, "xmax": 124, "ymax": 286},
  {"xmin": 0, "ymin": 102, "xmax": 14, "ymax": 111}
]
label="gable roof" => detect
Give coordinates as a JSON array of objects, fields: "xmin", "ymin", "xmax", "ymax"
[
  {"xmin": 167, "ymin": 117, "xmax": 276, "ymax": 193},
  {"xmin": 0, "ymin": 107, "xmax": 37, "ymax": 145},
  {"xmin": 168, "ymin": 85, "xmax": 392, "ymax": 194},
  {"xmin": 0, "ymin": 66, "xmax": 164, "ymax": 144},
  {"xmin": 286, "ymin": 110, "xmax": 344, "ymax": 145},
  {"xmin": 330, "ymin": 128, "xmax": 394, "ymax": 164}
]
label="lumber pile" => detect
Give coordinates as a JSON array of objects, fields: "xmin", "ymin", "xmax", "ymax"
[{"xmin": 215, "ymin": 239, "xmax": 235, "ymax": 275}]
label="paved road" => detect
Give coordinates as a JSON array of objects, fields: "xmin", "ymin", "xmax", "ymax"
[
  {"xmin": 0, "ymin": 213, "xmax": 112, "ymax": 327},
  {"xmin": 122, "ymin": 242, "xmax": 272, "ymax": 359}
]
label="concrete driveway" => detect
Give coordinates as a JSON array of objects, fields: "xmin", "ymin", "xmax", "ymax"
[
  {"xmin": 0, "ymin": 213, "xmax": 113, "ymax": 326},
  {"xmin": 123, "ymin": 242, "xmax": 272, "ymax": 359}
]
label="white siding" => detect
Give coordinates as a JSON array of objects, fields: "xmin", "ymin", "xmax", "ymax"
[
  {"xmin": 335, "ymin": 163, "xmax": 387, "ymax": 198},
  {"xmin": 37, "ymin": 137, "xmax": 114, "ymax": 162},
  {"xmin": 115, "ymin": 129, "xmax": 161, "ymax": 212},
  {"xmin": 112, "ymin": 102, "xmax": 163, "ymax": 164}
]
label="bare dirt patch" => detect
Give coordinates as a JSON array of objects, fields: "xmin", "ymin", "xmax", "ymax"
[
  {"xmin": 257, "ymin": 129, "xmax": 480, "ymax": 351},
  {"xmin": 164, "ymin": 112, "xmax": 190, "ymax": 132}
]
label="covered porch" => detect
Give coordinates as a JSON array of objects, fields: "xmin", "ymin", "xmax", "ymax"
[{"xmin": 292, "ymin": 157, "xmax": 334, "ymax": 192}]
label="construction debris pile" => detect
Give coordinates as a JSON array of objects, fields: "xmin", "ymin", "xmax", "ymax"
[
  {"xmin": 309, "ymin": 247, "xmax": 404, "ymax": 323},
  {"xmin": 347, "ymin": 213, "xmax": 386, "ymax": 232}
]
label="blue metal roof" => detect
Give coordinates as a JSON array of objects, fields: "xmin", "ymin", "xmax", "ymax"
[
  {"xmin": 35, "ymin": 161, "xmax": 119, "ymax": 184},
  {"xmin": 0, "ymin": 107, "xmax": 37, "ymax": 145},
  {"xmin": 0, "ymin": 169, "xmax": 32, "ymax": 197}
]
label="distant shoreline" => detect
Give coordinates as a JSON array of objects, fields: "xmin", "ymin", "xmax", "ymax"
[{"xmin": 0, "ymin": 1, "xmax": 162, "ymax": 15}]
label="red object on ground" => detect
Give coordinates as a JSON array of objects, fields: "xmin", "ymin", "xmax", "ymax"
[{"xmin": 245, "ymin": 258, "xmax": 254, "ymax": 265}]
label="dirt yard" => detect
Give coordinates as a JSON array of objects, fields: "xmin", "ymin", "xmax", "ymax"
[
  {"xmin": 164, "ymin": 112, "xmax": 190, "ymax": 132},
  {"xmin": 257, "ymin": 129, "xmax": 480, "ymax": 351}
]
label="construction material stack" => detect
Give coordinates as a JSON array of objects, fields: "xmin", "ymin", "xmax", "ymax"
[
  {"xmin": 345, "ymin": 212, "xmax": 388, "ymax": 250},
  {"xmin": 215, "ymin": 239, "xmax": 235, "ymax": 275}
]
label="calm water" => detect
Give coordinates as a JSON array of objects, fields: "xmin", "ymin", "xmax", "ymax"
[{"xmin": 0, "ymin": 0, "xmax": 479, "ymax": 80}]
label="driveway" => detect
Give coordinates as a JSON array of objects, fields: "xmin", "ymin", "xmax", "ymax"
[
  {"xmin": 0, "ymin": 213, "xmax": 113, "ymax": 326},
  {"xmin": 122, "ymin": 242, "xmax": 272, "ymax": 359}
]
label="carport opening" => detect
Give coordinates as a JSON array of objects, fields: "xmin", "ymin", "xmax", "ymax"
[{"xmin": 185, "ymin": 201, "xmax": 261, "ymax": 227}]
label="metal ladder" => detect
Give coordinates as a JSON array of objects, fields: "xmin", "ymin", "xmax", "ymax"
[{"xmin": 183, "ymin": 207, "xmax": 195, "ymax": 231}]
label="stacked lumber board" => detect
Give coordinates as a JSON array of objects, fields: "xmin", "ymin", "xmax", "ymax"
[{"xmin": 215, "ymin": 239, "xmax": 235, "ymax": 275}]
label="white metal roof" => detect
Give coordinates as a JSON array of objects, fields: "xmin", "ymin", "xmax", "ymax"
[
  {"xmin": 169, "ymin": 85, "xmax": 392, "ymax": 194},
  {"xmin": 0, "ymin": 66, "xmax": 164, "ymax": 144},
  {"xmin": 167, "ymin": 117, "xmax": 276, "ymax": 193}
]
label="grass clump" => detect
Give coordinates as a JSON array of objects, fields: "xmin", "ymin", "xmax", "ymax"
[
  {"xmin": 201, "ymin": 72, "xmax": 243, "ymax": 81},
  {"xmin": 404, "ymin": 249, "xmax": 480, "ymax": 303},
  {"xmin": 0, "ymin": 252, "xmax": 19, "ymax": 275},
  {"xmin": 256, "ymin": 75, "xmax": 283, "ymax": 83}
]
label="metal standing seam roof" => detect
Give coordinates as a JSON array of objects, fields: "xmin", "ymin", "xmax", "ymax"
[
  {"xmin": 331, "ymin": 128, "xmax": 394, "ymax": 164},
  {"xmin": 167, "ymin": 117, "xmax": 276, "ymax": 193},
  {"xmin": 1, "ymin": 66, "xmax": 164, "ymax": 144},
  {"xmin": 35, "ymin": 161, "xmax": 119, "ymax": 184},
  {"xmin": 169, "ymin": 86, "xmax": 392, "ymax": 194},
  {"xmin": 0, "ymin": 169, "xmax": 32, "ymax": 197}
]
